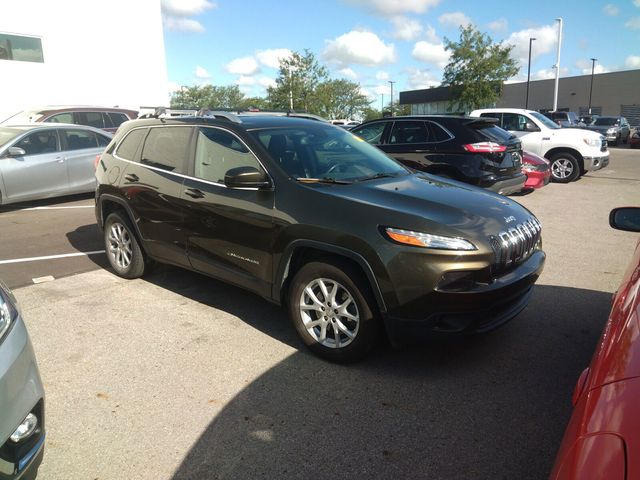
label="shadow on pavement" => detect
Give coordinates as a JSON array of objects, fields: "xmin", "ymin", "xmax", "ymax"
[{"xmin": 121, "ymin": 279, "xmax": 610, "ymax": 480}]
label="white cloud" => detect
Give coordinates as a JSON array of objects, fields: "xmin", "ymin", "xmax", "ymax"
[
  {"xmin": 258, "ymin": 77, "xmax": 277, "ymax": 89},
  {"xmin": 235, "ymin": 75, "xmax": 257, "ymax": 86},
  {"xmin": 438, "ymin": 12, "xmax": 472, "ymax": 28},
  {"xmin": 532, "ymin": 67, "xmax": 569, "ymax": 80},
  {"xmin": 256, "ymin": 49, "xmax": 292, "ymax": 69},
  {"xmin": 625, "ymin": 55, "xmax": 640, "ymax": 68},
  {"xmin": 626, "ymin": 17, "xmax": 640, "ymax": 29},
  {"xmin": 161, "ymin": 0, "xmax": 216, "ymax": 16},
  {"xmin": 488, "ymin": 18, "xmax": 508, "ymax": 32},
  {"xmin": 323, "ymin": 30, "xmax": 396, "ymax": 67},
  {"xmin": 424, "ymin": 25, "xmax": 440, "ymax": 43},
  {"xmin": 194, "ymin": 66, "xmax": 211, "ymax": 79},
  {"xmin": 503, "ymin": 24, "xmax": 558, "ymax": 65},
  {"xmin": 225, "ymin": 56, "xmax": 260, "ymax": 75},
  {"xmin": 390, "ymin": 16, "xmax": 423, "ymax": 41},
  {"xmin": 163, "ymin": 17, "xmax": 205, "ymax": 33},
  {"xmin": 603, "ymin": 4, "xmax": 619, "ymax": 16},
  {"xmin": 376, "ymin": 71, "xmax": 390, "ymax": 81},
  {"xmin": 339, "ymin": 67, "xmax": 358, "ymax": 79},
  {"xmin": 575, "ymin": 59, "xmax": 608, "ymax": 74},
  {"xmin": 167, "ymin": 81, "xmax": 181, "ymax": 94},
  {"xmin": 412, "ymin": 40, "xmax": 450, "ymax": 69},
  {"xmin": 345, "ymin": 0, "xmax": 440, "ymax": 15},
  {"xmin": 635, "ymin": 0, "xmax": 640, "ymax": 7},
  {"xmin": 406, "ymin": 68, "xmax": 440, "ymax": 89},
  {"xmin": 161, "ymin": 0, "xmax": 216, "ymax": 33}
]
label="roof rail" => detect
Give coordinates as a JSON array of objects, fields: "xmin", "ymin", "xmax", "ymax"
[
  {"xmin": 138, "ymin": 106, "xmax": 167, "ymax": 119},
  {"xmin": 196, "ymin": 109, "xmax": 242, "ymax": 123}
]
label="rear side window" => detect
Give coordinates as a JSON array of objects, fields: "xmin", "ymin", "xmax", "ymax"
[
  {"xmin": 194, "ymin": 127, "xmax": 260, "ymax": 184},
  {"xmin": 389, "ymin": 121, "xmax": 429, "ymax": 144},
  {"xmin": 141, "ymin": 126, "xmax": 191, "ymax": 173},
  {"xmin": 107, "ymin": 112, "xmax": 129, "ymax": 127},
  {"xmin": 77, "ymin": 112, "xmax": 105, "ymax": 129},
  {"xmin": 115, "ymin": 128, "xmax": 146, "ymax": 161},
  {"xmin": 479, "ymin": 112, "xmax": 501, "ymax": 122},
  {"xmin": 63, "ymin": 129, "xmax": 99, "ymax": 150}
]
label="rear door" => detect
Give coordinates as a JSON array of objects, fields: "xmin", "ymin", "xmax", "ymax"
[
  {"xmin": 0, "ymin": 129, "xmax": 68, "ymax": 202},
  {"xmin": 181, "ymin": 126, "xmax": 275, "ymax": 297},
  {"xmin": 116, "ymin": 125, "xmax": 193, "ymax": 266},
  {"xmin": 59, "ymin": 127, "xmax": 111, "ymax": 192}
]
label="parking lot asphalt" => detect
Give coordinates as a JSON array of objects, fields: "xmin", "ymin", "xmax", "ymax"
[{"xmin": 5, "ymin": 146, "xmax": 640, "ymax": 479}]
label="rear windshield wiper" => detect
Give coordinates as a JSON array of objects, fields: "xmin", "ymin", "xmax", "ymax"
[{"xmin": 296, "ymin": 177, "xmax": 352, "ymax": 184}]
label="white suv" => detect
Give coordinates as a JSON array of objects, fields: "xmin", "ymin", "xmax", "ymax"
[{"xmin": 470, "ymin": 108, "xmax": 608, "ymax": 183}]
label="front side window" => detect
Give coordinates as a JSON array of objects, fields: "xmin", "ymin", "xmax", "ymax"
[
  {"xmin": 115, "ymin": 128, "xmax": 146, "ymax": 161},
  {"xmin": 194, "ymin": 127, "xmax": 261, "ymax": 184},
  {"xmin": 63, "ymin": 129, "xmax": 99, "ymax": 150},
  {"xmin": 351, "ymin": 122, "xmax": 386, "ymax": 144},
  {"xmin": 141, "ymin": 126, "xmax": 191, "ymax": 173},
  {"xmin": 530, "ymin": 111, "xmax": 560, "ymax": 129},
  {"xmin": 0, "ymin": 33, "xmax": 44, "ymax": 63},
  {"xmin": 15, "ymin": 130, "xmax": 58, "ymax": 155},
  {"xmin": 389, "ymin": 121, "xmax": 430, "ymax": 144},
  {"xmin": 45, "ymin": 113, "xmax": 74, "ymax": 124}
]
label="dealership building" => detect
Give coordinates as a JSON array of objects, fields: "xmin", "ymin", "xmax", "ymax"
[
  {"xmin": 400, "ymin": 69, "xmax": 640, "ymax": 125},
  {"xmin": 0, "ymin": 0, "xmax": 169, "ymax": 122}
]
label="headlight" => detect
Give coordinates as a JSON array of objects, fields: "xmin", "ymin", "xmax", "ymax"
[
  {"xmin": 0, "ymin": 285, "xmax": 18, "ymax": 342},
  {"xmin": 606, "ymin": 128, "xmax": 616, "ymax": 134},
  {"xmin": 385, "ymin": 227, "xmax": 477, "ymax": 250},
  {"xmin": 583, "ymin": 137, "xmax": 600, "ymax": 147}
]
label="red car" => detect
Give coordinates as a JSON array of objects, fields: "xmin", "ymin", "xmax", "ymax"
[
  {"xmin": 522, "ymin": 151, "xmax": 551, "ymax": 189},
  {"xmin": 550, "ymin": 207, "xmax": 640, "ymax": 480},
  {"xmin": 630, "ymin": 129, "xmax": 640, "ymax": 149}
]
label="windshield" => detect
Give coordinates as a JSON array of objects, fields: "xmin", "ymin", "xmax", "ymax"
[
  {"xmin": 1, "ymin": 110, "xmax": 44, "ymax": 125},
  {"xmin": 250, "ymin": 124, "xmax": 408, "ymax": 182},
  {"xmin": 593, "ymin": 117, "xmax": 617, "ymax": 126},
  {"xmin": 530, "ymin": 112, "xmax": 560, "ymax": 129},
  {"xmin": 0, "ymin": 127, "xmax": 24, "ymax": 147}
]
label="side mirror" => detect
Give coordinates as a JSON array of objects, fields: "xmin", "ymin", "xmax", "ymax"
[
  {"xmin": 525, "ymin": 122, "xmax": 539, "ymax": 132},
  {"xmin": 610, "ymin": 207, "xmax": 640, "ymax": 233},
  {"xmin": 7, "ymin": 146, "xmax": 26, "ymax": 157},
  {"xmin": 224, "ymin": 166, "xmax": 270, "ymax": 189}
]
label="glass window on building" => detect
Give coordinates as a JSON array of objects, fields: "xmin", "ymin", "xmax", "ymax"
[{"xmin": 0, "ymin": 33, "xmax": 44, "ymax": 63}]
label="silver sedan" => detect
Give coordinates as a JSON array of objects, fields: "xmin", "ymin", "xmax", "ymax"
[{"xmin": 0, "ymin": 124, "xmax": 112, "ymax": 205}]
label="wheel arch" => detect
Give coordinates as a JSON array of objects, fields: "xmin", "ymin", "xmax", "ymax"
[
  {"xmin": 544, "ymin": 147, "xmax": 584, "ymax": 172},
  {"xmin": 97, "ymin": 194, "xmax": 146, "ymax": 250},
  {"xmin": 274, "ymin": 240, "xmax": 387, "ymax": 314}
]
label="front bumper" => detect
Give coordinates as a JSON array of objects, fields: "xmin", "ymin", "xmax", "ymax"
[
  {"xmin": 382, "ymin": 250, "xmax": 545, "ymax": 344},
  {"xmin": 583, "ymin": 155, "xmax": 609, "ymax": 172},
  {"xmin": 0, "ymin": 316, "xmax": 45, "ymax": 480}
]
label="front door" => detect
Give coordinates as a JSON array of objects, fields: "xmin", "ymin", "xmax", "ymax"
[
  {"xmin": 181, "ymin": 126, "xmax": 275, "ymax": 297},
  {"xmin": 1, "ymin": 129, "xmax": 68, "ymax": 203}
]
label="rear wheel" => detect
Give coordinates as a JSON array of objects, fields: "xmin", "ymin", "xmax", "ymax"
[
  {"xmin": 104, "ymin": 212, "xmax": 147, "ymax": 279},
  {"xmin": 549, "ymin": 152, "xmax": 580, "ymax": 183},
  {"xmin": 288, "ymin": 260, "xmax": 381, "ymax": 363}
]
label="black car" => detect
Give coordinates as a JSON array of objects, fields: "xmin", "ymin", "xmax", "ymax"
[
  {"xmin": 350, "ymin": 116, "xmax": 526, "ymax": 195},
  {"xmin": 95, "ymin": 113, "xmax": 545, "ymax": 362}
]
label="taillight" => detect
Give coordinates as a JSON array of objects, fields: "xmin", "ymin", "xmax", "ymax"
[
  {"xmin": 94, "ymin": 154, "xmax": 101, "ymax": 169},
  {"xmin": 462, "ymin": 142, "xmax": 507, "ymax": 153}
]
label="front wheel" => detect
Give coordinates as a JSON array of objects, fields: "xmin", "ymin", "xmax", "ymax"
[
  {"xmin": 549, "ymin": 152, "xmax": 580, "ymax": 183},
  {"xmin": 104, "ymin": 212, "xmax": 147, "ymax": 279},
  {"xmin": 288, "ymin": 260, "xmax": 381, "ymax": 363}
]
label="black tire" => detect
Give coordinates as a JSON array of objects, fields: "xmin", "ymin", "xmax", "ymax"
[
  {"xmin": 616, "ymin": 134, "xmax": 621, "ymax": 146},
  {"xmin": 288, "ymin": 260, "xmax": 381, "ymax": 363},
  {"xmin": 549, "ymin": 152, "xmax": 580, "ymax": 183},
  {"xmin": 104, "ymin": 212, "xmax": 147, "ymax": 279}
]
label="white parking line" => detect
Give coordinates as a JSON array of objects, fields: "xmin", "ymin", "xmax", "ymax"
[{"xmin": 0, "ymin": 250, "xmax": 105, "ymax": 265}]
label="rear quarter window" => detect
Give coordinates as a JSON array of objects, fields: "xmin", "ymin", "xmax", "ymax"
[{"xmin": 115, "ymin": 128, "xmax": 147, "ymax": 161}]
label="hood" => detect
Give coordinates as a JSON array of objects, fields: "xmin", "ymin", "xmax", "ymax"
[
  {"xmin": 547, "ymin": 127, "xmax": 602, "ymax": 142},
  {"xmin": 586, "ymin": 125, "xmax": 617, "ymax": 133},
  {"xmin": 320, "ymin": 173, "xmax": 535, "ymax": 239}
]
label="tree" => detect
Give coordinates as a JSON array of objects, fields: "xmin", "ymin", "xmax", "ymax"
[
  {"xmin": 170, "ymin": 85, "xmax": 247, "ymax": 110},
  {"xmin": 361, "ymin": 106, "xmax": 382, "ymax": 122},
  {"xmin": 314, "ymin": 79, "xmax": 370, "ymax": 120},
  {"xmin": 442, "ymin": 25, "xmax": 519, "ymax": 111},
  {"xmin": 266, "ymin": 49, "xmax": 329, "ymax": 112}
]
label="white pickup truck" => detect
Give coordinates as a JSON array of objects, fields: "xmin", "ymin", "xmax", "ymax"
[{"xmin": 470, "ymin": 108, "xmax": 609, "ymax": 183}]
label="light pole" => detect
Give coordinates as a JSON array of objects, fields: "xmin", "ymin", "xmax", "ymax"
[
  {"xmin": 388, "ymin": 80, "xmax": 395, "ymax": 116},
  {"xmin": 525, "ymin": 37, "xmax": 536, "ymax": 109},
  {"xmin": 553, "ymin": 17, "xmax": 563, "ymax": 111},
  {"xmin": 588, "ymin": 58, "xmax": 597, "ymax": 114},
  {"xmin": 381, "ymin": 93, "xmax": 384, "ymax": 114}
]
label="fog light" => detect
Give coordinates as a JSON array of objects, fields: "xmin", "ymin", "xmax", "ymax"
[{"xmin": 10, "ymin": 413, "xmax": 38, "ymax": 443}]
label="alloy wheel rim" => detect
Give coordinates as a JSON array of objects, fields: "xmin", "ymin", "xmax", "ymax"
[
  {"xmin": 299, "ymin": 278, "xmax": 359, "ymax": 349},
  {"xmin": 552, "ymin": 159, "xmax": 573, "ymax": 179},
  {"xmin": 108, "ymin": 223, "xmax": 133, "ymax": 269}
]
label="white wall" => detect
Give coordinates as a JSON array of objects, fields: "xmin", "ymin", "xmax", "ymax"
[{"xmin": 0, "ymin": 0, "xmax": 169, "ymax": 120}]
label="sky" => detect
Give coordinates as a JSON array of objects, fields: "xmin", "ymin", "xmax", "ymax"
[{"xmin": 161, "ymin": 0, "xmax": 640, "ymax": 105}]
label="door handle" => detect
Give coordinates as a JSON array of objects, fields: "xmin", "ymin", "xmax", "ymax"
[
  {"xmin": 124, "ymin": 174, "xmax": 139, "ymax": 182},
  {"xmin": 184, "ymin": 188, "xmax": 205, "ymax": 199},
  {"xmin": 56, "ymin": 156, "xmax": 64, "ymax": 163}
]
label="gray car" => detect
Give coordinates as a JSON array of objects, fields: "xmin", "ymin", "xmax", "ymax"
[
  {"xmin": 0, "ymin": 124, "xmax": 112, "ymax": 205},
  {"xmin": 0, "ymin": 279, "xmax": 45, "ymax": 479},
  {"xmin": 585, "ymin": 116, "xmax": 631, "ymax": 145}
]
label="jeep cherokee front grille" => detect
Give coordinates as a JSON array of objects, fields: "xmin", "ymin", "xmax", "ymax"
[{"xmin": 489, "ymin": 217, "xmax": 541, "ymax": 274}]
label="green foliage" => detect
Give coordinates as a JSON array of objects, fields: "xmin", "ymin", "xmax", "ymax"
[
  {"xmin": 362, "ymin": 106, "xmax": 382, "ymax": 122},
  {"xmin": 314, "ymin": 79, "xmax": 370, "ymax": 120},
  {"xmin": 442, "ymin": 25, "xmax": 519, "ymax": 111},
  {"xmin": 170, "ymin": 85, "xmax": 247, "ymax": 110}
]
